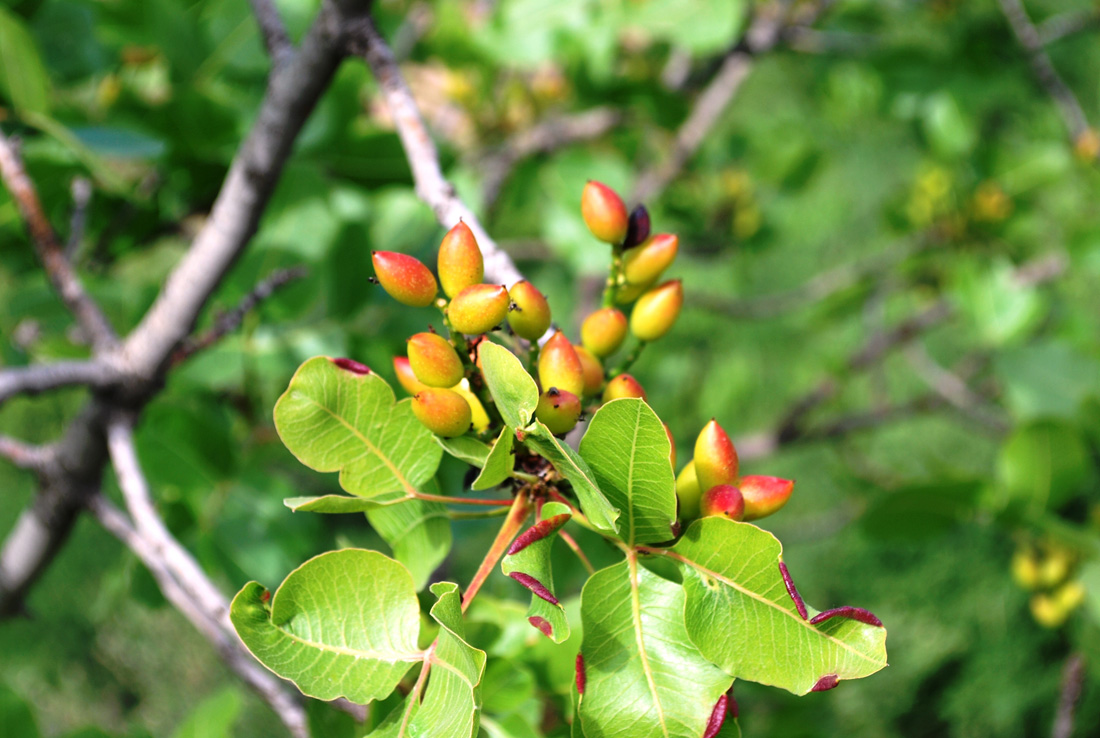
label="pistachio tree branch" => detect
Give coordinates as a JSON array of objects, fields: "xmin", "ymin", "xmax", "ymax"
[
  {"xmin": 631, "ymin": 1, "xmax": 829, "ymax": 203},
  {"xmin": 351, "ymin": 16, "xmax": 526, "ymax": 287},
  {"xmin": 0, "ymin": 131, "xmax": 116, "ymax": 349},
  {"xmin": 480, "ymin": 107, "xmax": 624, "ymax": 208},
  {"xmin": 0, "ymin": 436, "xmax": 53, "ymax": 472},
  {"xmin": 249, "ymin": 0, "xmax": 294, "ymax": 64},
  {"xmin": 102, "ymin": 417, "xmax": 312, "ymax": 738},
  {"xmin": 998, "ymin": 0, "xmax": 1090, "ymax": 140},
  {"xmin": 1038, "ymin": 8, "xmax": 1100, "ymax": 46},
  {"xmin": 0, "ymin": 360, "xmax": 111, "ymax": 406}
]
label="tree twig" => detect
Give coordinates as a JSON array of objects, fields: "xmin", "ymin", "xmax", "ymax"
[
  {"xmin": 0, "ymin": 360, "xmax": 111, "ymax": 407},
  {"xmin": 248, "ymin": 0, "xmax": 294, "ymax": 65},
  {"xmin": 65, "ymin": 177, "xmax": 92, "ymax": 260},
  {"xmin": 0, "ymin": 131, "xmax": 116, "ymax": 349},
  {"xmin": 1051, "ymin": 652, "xmax": 1086, "ymax": 738},
  {"xmin": 480, "ymin": 108, "xmax": 623, "ymax": 208},
  {"xmin": 0, "ymin": 436, "xmax": 53, "ymax": 472},
  {"xmin": 1037, "ymin": 9, "xmax": 1100, "ymax": 46},
  {"xmin": 998, "ymin": 0, "xmax": 1090, "ymax": 140},
  {"xmin": 351, "ymin": 16, "xmax": 525, "ymax": 288},
  {"xmin": 104, "ymin": 417, "xmax": 312, "ymax": 738},
  {"xmin": 172, "ymin": 265, "xmax": 309, "ymax": 365}
]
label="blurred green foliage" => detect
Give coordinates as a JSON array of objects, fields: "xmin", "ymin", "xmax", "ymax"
[{"xmin": 1, "ymin": 0, "xmax": 1100, "ymax": 735}]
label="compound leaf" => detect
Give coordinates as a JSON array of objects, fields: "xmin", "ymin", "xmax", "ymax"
[
  {"xmin": 579, "ymin": 398, "xmax": 677, "ymax": 546},
  {"xmin": 274, "ymin": 357, "xmax": 442, "ymax": 502},
  {"xmin": 229, "ymin": 549, "xmax": 421, "ymax": 704},
  {"xmin": 671, "ymin": 518, "xmax": 888, "ymax": 695},
  {"xmin": 578, "ymin": 558, "xmax": 733, "ymax": 738}
]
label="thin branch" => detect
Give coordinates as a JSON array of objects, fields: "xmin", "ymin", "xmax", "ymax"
[
  {"xmin": 351, "ymin": 16, "xmax": 525, "ymax": 288},
  {"xmin": 998, "ymin": 0, "xmax": 1089, "ymax": 140},
  {"xmin": 248, "ymin": 0, "xmax": 294, "ymax": 64},
  {"xmin": 903, "ymin": 344, "xmax": 1009, "ymax": 432},
  {"xmin": 631, "ymin": 1, "xmax": 826, "ymax": 203},
  {"xmin": 172, "ymin": 265, "xmax": 309, "ymax": 365},
  {"xmin": 103, "ymin": 418, "xmax": 312, "ymax": 738},
  {"xmin": 65, "ymin": 177, "xmax": 92, "ymax": 260},
  {"xmin": 0, "ymin": 360, "xmax": 111, "ymax": 406},
  {"xmin": 1051, "ymin": 652, "xmax": 1086, "ymax": 738},
  {"xmin": 0, "ymin": 436, "xmax": 53, "ymax": 472},
  {"xmin": 1038, "ymin": 9, "xmax": 1100, "ymax": 46},
  {"xmin": 0, "ymin": 131, "xmax": 116, "ymax": 349},
  {"xmin": 118, "ymin": 0, "xmax": 372, "ymax": 382},
  {"xmin": 480, "ymin": 108, "xmax": 623, "ymax": 208}
]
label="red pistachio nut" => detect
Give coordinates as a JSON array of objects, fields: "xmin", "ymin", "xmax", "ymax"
[
  {"xmin": 630, "ymin": 279, "xmax": 683, "ymax": 341},
  {"xmin": 437, "ymin": 221, "xmax": 484, "ymax": 298},
  {"xmin": 623, "ymin": 204, "xmax": 651, "ymax": 249},
  {"xmin": 371, "ymin": 251, "xmax": 438, "ymax": 307},
  {"xmin": 700, "ymin": 484, "xmax": 745, "ymax": 521},
  {"xmin": 448, "ymin": 283, "xmax": 510, "ymax": 335},
  {"xmin": 407, "ymin": 332, "xmax": 465, "ymax": 388},
  {"xmin": 581, "ymin": 180, "xmax": 629, "ymax": 245},
  {"xmin": 580, "ymin": 307, "xmax": 628, "ymax": 358},
  {"xmin": 411, "ymin": 388, "xmax": 472, "ymax": 438},
  {"xmin": 574, "ymin": 345, "xmax": 605, "ymax": 398},
  {"xmin": 694, "ymin": 419, "xmax": 739, "ymax": 492},
  {"xmin": 535, "ymin": 387, "xmax": 582, "ymax": 435},
  {"xmin": 538, "ymin": 331, "xmax": 585, "ymax": 398},
  {"xmin": 507, "ymin": 280, "xmax": 552, "ymax": 340},
  {"xmin": 623, "ymin": 233, "xmax": 678, "ymax": 285},
  {"xmin": 739, "ymin": 475, "xmax": 794, "ymax": 521},
  {"xmin": 676, "ymin": 460, "xmax": 702, "ymax": 519},
  {"xmin": 393, "ymin": 356, "xmax": 429, "ymax": 395},
  {"xmin": 602, "ymin": 373, "xmax": 646, "ymax": 403}
]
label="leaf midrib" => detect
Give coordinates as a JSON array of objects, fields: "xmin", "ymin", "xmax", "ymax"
[
  {"xmin": 628, "ymin": 554, "xmax": 670, "ymax": 737},
  {"xmin": 667, "ymin": 551, "xmax": 887, "ymax": 668}
]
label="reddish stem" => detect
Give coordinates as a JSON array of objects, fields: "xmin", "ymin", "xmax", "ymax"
[
  {"xmin": 559, "ymin": 529, "xmax": 596, "ymax": 575},
  {"xmin": 461, "ymin": 493, "xmax": 532, "ymax": 612},
  {"xmin": 413, "ymin": 491, "xmax": 514, "ymax": 507}
]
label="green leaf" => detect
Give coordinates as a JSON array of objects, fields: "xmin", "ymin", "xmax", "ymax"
[
  {"xmin": 479, "ymin": 342, "xmax": 538, "ymax": 429},
  {"xmin": 368, "ymin": 495, "xmax": 452, "ymax": 591},
  {"xmin": 171, "ymin": 688, "xmax": 241, "ymax": 738},
  {"xmin": 379, "ymin": 582, "xmax": 488, "ymax": 738},
  {"xmin": 525, "ymin": 421, "xmax": 618, "ymax": 533},
  {"xmin": 229, "ymin": 549, "xmax": 421, "ymax": 704},
  {"xmin": 578, "ymin": 559, "xmax": 733, "ymax": 738},
  {"xmin": 274, "ymin": 357, "xmax": 442, "ymax": 502},
  {"xmin": 997, "ymin": 421, "xmax": 1088, "ymax": 510},
  {"xmin": 501, "ymin": 501, "xmax": 572, "ymax": 643},
  {"xmin": 671, "ymin": 518, "xmax": 888, "ymax": 695},
  {"xmin": 283, "ymin": 495, "xmax": 388, "ymax": 513},
  {"xmin": 436, "ymin": 435, "xmax": 492, "ymax": 467},
  {"xmin": 473, "ymin": 427, "xmax": 515, "ymax": 490},
  {"xmin": 0, "ymin": 8, "xmax": 51, "ymax": 115},
  {"xmin": 579, "ymin": 399, "xmax": 677, "ymax": 545}
]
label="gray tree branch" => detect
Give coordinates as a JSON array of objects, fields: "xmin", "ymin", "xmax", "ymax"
[{"xmin": 351, "ymin": 16, "xmax": 526, "ymax": 288}]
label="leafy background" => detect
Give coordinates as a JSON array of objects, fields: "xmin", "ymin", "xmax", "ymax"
[{"xmin": 2, "ymin": 0, "xmax": 1100, "ymax": 736}]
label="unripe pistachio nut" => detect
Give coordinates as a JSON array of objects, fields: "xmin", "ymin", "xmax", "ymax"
[
  {"xmin": 538, "ymin": 331, "xmax": 585, "ymax": 397},
  {"xmin": 602, "ymin": 373, "xmax": 646, "ymax": 403},
  {"xmin": 437, "ymin": 221, "xmax": 484, "ymax": 298},
  {"xmin": 507, "ymin": 281, "xmax": 552, "ymax": 340},
  {"xmin": 581, "ymin": 307, "xmax": 628, "ymax": 357},
  {"xmin": 623, "ymin": 233, "xmax": 678, "ymax": 285},
  {"xmin": 630, "ymin": 279, "xmax": 683, "ymax": 341},
  {"xmin": 407, "ymin": 332, "xmax": 465, "ymax": 388},
  {"xmin": 574, "ymin": 345, "xmax": 605, "ymax": 398},
  {"xmin": 372, "ymin": 251, "xmax": 438, "ymax": 307},
  {"xmin": 694, "ymin": 419, "xmax": 739, "ymax": 492},
  {"xmin": 623, "ymin": 204, "xmax": 651, "ymax": 249},
  {"xmin": 1011, "ymin": 548, "xmax": 1041, "ymax": 591},
  {"xmin": 739, "ymin": 475, "xmax": 794, "ymax": 521},
  {"xmin": 393, "ymin": 356, "xmax": 429, "ymax": 395},
  {"xmin": 700, "ymin": 484, "xmax": 745, "ymax": 521},
  {"xmin": 581, "ymin": 180, "xmax": 629, "ymax": 245},
  {"xmin": 535, "ymin": 387, "xmax": 582, "ymax": 435},
  {"xmin": 412, "ymin": 387, "xmax": 473, "ymax": 438},
  {"xmin": 448, "ymin": 283, "xmax": 510, "ymax": 335},
  {"xmin": 452, "ymin": 378, "xmax": 490, "ymax": 432},
  {"xmin": 676, "ymin": 461, "xmax": 702, "ymax": 519}
]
